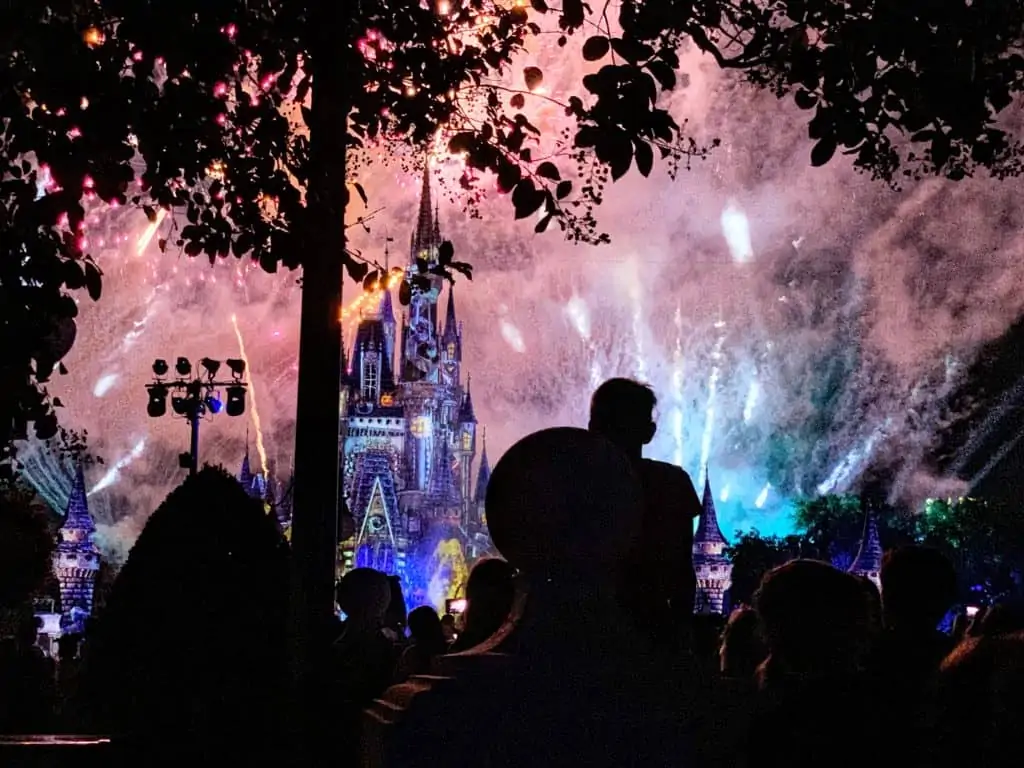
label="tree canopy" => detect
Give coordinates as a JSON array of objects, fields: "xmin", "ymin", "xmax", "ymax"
[{"xmin": 4, "ymin": 0, "xmax": 1024, "ymax": 467}]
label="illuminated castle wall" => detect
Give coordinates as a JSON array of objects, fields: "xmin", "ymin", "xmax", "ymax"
[
  {"xmin": 53, "ymin": 465, "xmax": 100, "ymax": 633},
  {"xmin": 339, "ymin": 167, "xmax": 492, "ymax": 608}
]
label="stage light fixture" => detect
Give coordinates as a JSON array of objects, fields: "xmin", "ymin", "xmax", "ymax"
[
  {"xmin": 172, "ymin": 395, "xmax": 189, "ymax": 416},
  {"xmin": 175, "ymin": 357, "xmax": 192, "ymax": 377},
  {"xmin": 147, "ymin": 385, "xmax": 168, "ymax": 418},
  {"xmin": 200, "ymin": 357, "xmax": 221, "ymax": 379},
  {"xmin": 152, "ymin": 359, "xmax": 169, "ymax": 377},
  {"xmin": 225, "ymin": 385, "xmax": 246, "ymax": 417},
  {"xmin": 226, "ymin": 358, "xmax": 246, "ymax": 379},
  {"xmin": 205, "ymin": 391, "xmax": 223, "ymax": 414}
]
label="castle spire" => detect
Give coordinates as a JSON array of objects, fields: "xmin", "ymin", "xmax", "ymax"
[
  {"xmin": 412, "ymin": 160, "xmax": 435, "ymax": 259},
  {"xmin": 442, "ymin": 287, "xmax": 459, "ymax": 344},
  {"xmin": 474, "ymin": 428, "xmax": 490, "ymax": 504},
  {"xmin": 694, "ymin": 469, "xmax": 727, "ymax": 546},
  {"xmin": 62, "ymin": 464, "xmax": 95, "ymax": 536},
  {"xmin": 849, "ymin": 509, "xmax": 883, "ymax": 587},
  {"xmin": 239, "ymin": 437, "xmax": 257, "ymax": 498},
  {"xmin": 460, "ymin": 376, "xmax": 477, "ymax": 423}
]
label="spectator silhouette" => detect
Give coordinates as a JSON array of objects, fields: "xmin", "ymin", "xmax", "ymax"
[
  {"xmin": 449, "ymin": 558, "xmax": 515, "ymax": 653},
  {"xmin": 382, "ymin": 576, "xmax": 408, "ymax": 643},
  {"xmin": 589, "ymin": 378, "xmax": 701, "ymax": 651},
  {"xmin": 364, "ymin": 427, "xmax": 700, "ymax": 767},
  {"xmin": 439, "ymin": 614, "xmax": 457, "ymax": 644},
  {"xmin": 931, "ymin": 631, "xmax": 1024, "ymax": 768},
  {"xmin": 395, "ymin": 606, "xmax": 448, "ymax": 682},
  {"xmin": 976, "ymin": 600, "xmax": 1024, "ymax": 636},
  {"xmin": 81, "ymin": 467, "xmax": 289, "ymax": 760},
  {"xmin": 747, "ymin": 559, "xmax": 876, "ymax": 768},
  {"xmin": 719, "ymin": 606, "xmax": 765, "ymax": 680},
  {"xmin": 334, "ymin": 568, "xmax": 398, "ymax": 718}
]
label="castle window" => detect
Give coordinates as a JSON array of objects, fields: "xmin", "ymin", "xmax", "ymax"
[{"xmin": 362, "ymin": 354, "xmax": 379, "ymax": 402}]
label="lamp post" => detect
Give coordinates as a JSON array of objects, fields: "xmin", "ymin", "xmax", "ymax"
[{"xmin": 145, "ymin": 356, "xmax": 248, "ymax": 474}]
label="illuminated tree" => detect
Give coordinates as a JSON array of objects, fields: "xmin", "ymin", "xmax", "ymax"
[{"xmin": 916, "ymin": 496, "xmax": 1024, "ymax": 603}]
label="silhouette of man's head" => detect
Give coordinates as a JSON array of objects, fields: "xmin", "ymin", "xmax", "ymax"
[
  {"xmin": 589, "ymin": 378, "xmax": 657, "ymax": 456},
  {"xmin": 408, "ymin": 605, "xmax": 447, "ymax": 654},
  {"xmin": 464, "ymin": 558, "xmax": 516, "ymax": 637},
  {"xmin": 755, "ymin": 559, "xmax": 872, "ymax": 678},
  {"xmin": 337, "ymin": 568, "xmax": 391, "ymax": 624},
  {"xmin": 485, "ymin": 427, "xmax": 642, "ymax": 585},
  {"xmin": 880, "ymin": 546, "xmax": 956, "ymax": 631}
]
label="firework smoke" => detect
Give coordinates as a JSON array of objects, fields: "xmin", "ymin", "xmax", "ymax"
[{"xmin": 21, "ymin": 40, "xmax": 1024, "ymax": 557}]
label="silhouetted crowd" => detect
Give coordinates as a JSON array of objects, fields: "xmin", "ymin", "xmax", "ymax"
[{"xmin": 2, "ymin": 378, "xmax": 1024, "ymax": 767}]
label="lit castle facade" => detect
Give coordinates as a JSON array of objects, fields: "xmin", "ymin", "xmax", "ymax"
[
  {"xmin": 53, "ymin": 465, "xmax": 100, "ymax": 633},
  {"xmin": 693, "ymin": 472, "xmax": 732, "ymax": 614},
  {"xmin": 338, "ymin": 167, "xmax": 492, "ymax": 607}
]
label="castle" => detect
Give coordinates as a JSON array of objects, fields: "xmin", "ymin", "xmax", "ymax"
[
  {"xmin": 52, "ymin": 465, "xmax": 100, "ymax": 633},
  {"xmin": 693, "ymin": 471, "xmax": 732, "ymax": 614},
  {"xmin": 337, "ymin": 166, "xmax": 492, "ymax": 607}
]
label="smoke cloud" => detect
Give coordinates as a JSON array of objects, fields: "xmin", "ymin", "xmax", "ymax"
[{"xmin": 26, "ymin": 42, "xmax": 1024, "ymax": 557}]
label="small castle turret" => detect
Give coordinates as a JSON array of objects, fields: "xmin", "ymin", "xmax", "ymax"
[
  {"xmin": 53, "ymin": 465, "xmax": 100, "ymax": 633},
  {"xmin": 692, "ymin": 470, "xmax": 732, "ymax": 614},
  {"xmin": 849, "ymin": 510, "xmax": 883, "ymax": 589}
]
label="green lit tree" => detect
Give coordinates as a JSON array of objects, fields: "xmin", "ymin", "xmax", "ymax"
[{"xmin": 916, "ymin": 496, "xmax": 1024, "ymax": 604}]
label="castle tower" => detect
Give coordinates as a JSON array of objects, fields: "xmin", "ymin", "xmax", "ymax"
[
  {"xmin": 238, "ymin": 441, "xmax": 265, "ymax": 499},
  {"xmin": 692, "ymin": 470, "xmax": 732, "ymax": 614},
  {"xmin": 849, "ymin": 510, "xmax": 883, "ymax": 589},
  {"xmin": 440, "ymin": 288, "xmax": 462, "ymax": 387},
  {"xmin": 456, "ymin": 377, "xmax": 477, "ymax": 510},
  {"xmin": 429, "ymin": 437, "xmax": 461, "ymax": 518},
  {"xmin": 473, "ymin": 430, "xmax": 491, "ymax": 528},
  {"xmin": 53, "ymin": 465, "xmax": 100, "ymax": 633},
  {"xmin": 380, "ymin": 246, "xmax": 397, "ymax": 372}
]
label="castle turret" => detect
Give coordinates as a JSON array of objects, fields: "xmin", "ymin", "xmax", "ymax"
[
  {"xmin": 692, "ymin": 470, "xmax": 732, "ymax": 614},
  {"xmin": 429, "ymin": 437, "xmax": 461, "ymax": 514},
  {"xmin": 53, "ymin": 465, "xmax": 100, "ymax": 633},
  {"xmin": 456, "ymin": 379, "xmax": 478, "ymax": 521},
  {"xmin": 440, "ymin": 288, "xmax": 462, "ymax": 387},
  {"xmin": 238, "ymin": 442, "xmax": 265, "ymax": 499},
  {"xmin": 849, "ymin": 510, "xmax": 883, "ymax": 589},
  {"xmin": 473, "ymin": 430, "xmax": 491, "ymax": 527}
]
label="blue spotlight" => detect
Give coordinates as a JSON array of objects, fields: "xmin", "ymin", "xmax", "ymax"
[{"xmin": 205, "ymin": 392, "xmax": 223, "ymax": 414}]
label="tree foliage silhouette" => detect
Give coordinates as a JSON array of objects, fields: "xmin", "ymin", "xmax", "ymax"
[
  {"xmin": 0, "ymin": 480, "xmax": 55, "ymax": 609},
  {"xmin": 5, "ymin": 0, "xmax": 1024, "ymax": 470}
]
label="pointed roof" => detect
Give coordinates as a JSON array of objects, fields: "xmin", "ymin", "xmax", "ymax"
[
  {"xmin": 412, "ymin": 161, "xmax": 436, "ymax": 259},
  {"xmin": 459, "ymin": 378, "xmax": 477, "ymax": 423},
  {"xmin": 62, "ymin": 464, "xmax": 95, "ymax": 536},
  {"xmin": 694, "ymin": 470, "xmax": 727, "ymax": 546},
  {"xmin": 379, "ymin": 285, "xmax": 396, "ymax": 326},
  {"xmin": 441, "ymin": 287, "xmax": 459, "ymax": 344},
  {"xmin": 474, "ymin": 432, "xmax": 490, "ymax": 504},
  {"xmin": 849, "ymin": 510, "xmax": 883, "ymax": 576},
  {"xmin": 429, "ymin": 439, "xmax": 461, "ymax": 507},
  {"xmin": 239, "ymin": 443, "xmax": 255, "ymax": 492}
]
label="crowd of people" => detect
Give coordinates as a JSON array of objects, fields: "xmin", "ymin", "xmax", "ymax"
[{"xmin": 1, "ymin": 378, "xmax": 1023, "ymax": 767}]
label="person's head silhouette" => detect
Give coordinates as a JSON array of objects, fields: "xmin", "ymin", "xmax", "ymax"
[
  {"xmin": 486, "ymin": 426, "xmax": 642, "ymax": 592},
  {"xmin": 588, "ymin": 378, "xmax": 657, "ymax": 459},
  {"xmin": 880, "ymin": 546, "xmax": 956, "ymax": 632},
  {"xmin": 337, "ymin": 568, "xmax": 391, "ymax": 629}
]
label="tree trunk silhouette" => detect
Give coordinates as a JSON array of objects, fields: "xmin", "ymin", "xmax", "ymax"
[{"xmin": 288, "ymin": 1, "xmax": 346, "ymax": 757}]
